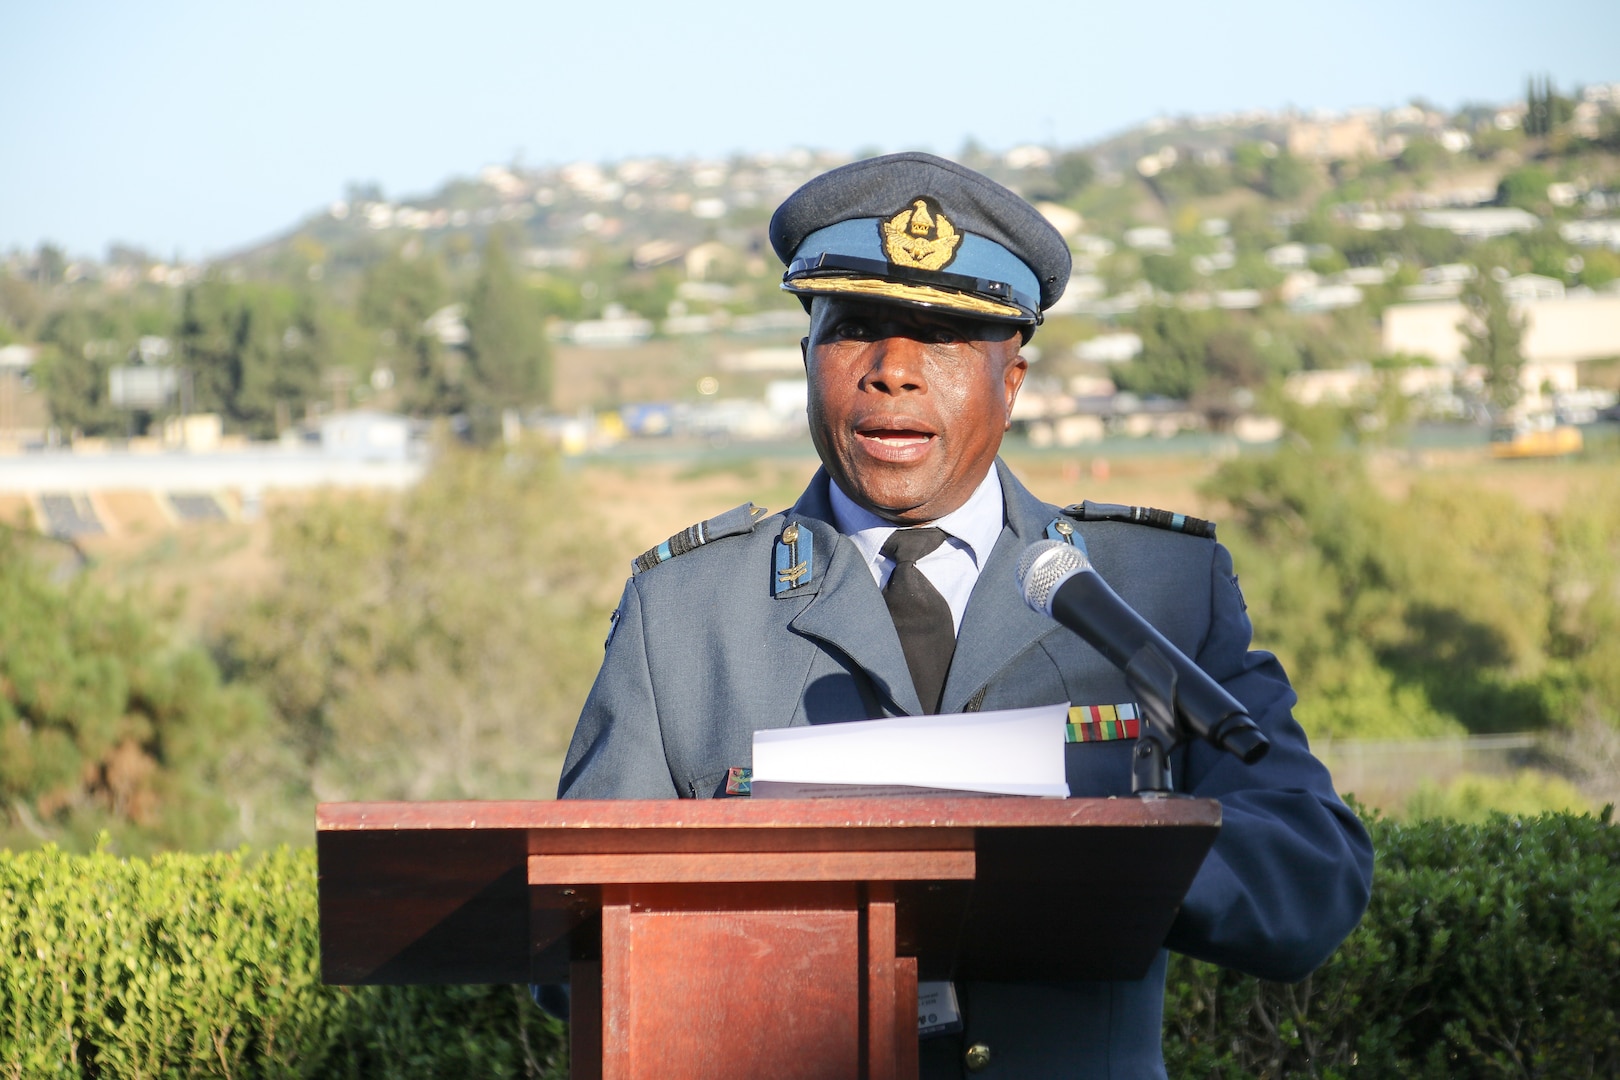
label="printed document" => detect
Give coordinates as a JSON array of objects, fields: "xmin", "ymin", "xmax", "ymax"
[{"xmin": 750, "ymin": 702, "xmax": 1070, "ymax": 798}]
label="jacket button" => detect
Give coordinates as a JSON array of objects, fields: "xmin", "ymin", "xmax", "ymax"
[{"xmin": 964, "ymin": 1042, "xmax": 992, "ymax": 1072}]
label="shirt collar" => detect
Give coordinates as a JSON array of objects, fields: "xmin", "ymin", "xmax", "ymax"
[{"xmin": 828, "ymin": 466, "xmax": 1005, "ymax": 569}]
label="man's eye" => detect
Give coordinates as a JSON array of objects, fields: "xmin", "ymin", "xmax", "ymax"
[
  {"xmin": 925, "ymin": 327, "xmax": 964, "ymax": 345},
  {"xmin": 837, "ymin": 321, "xmax": 875, "ymax": 340}
]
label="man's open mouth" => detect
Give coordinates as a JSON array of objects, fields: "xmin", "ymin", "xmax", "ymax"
[{"xmin": 859, "ymin": 428, "xmax": 935, "ymax": 447}]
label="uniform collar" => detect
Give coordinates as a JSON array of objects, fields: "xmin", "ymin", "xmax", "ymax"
[
  {"xmin": 826, "ymin": 466, "xmax": 1004, "ymax": 570},
  {"xmin": 781, "ymin": 460, "xmax": 1065, "ymax": 715}
]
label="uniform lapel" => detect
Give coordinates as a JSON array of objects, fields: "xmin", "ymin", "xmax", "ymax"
[
  {"xmin": 779, "ymin": 472, "xmax": 923, "ymax": 716},
  {"xmin": 940, "ymin": 460, "xmax": 1066, "ymax": 713}
]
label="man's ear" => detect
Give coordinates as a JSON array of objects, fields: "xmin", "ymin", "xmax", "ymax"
[
  {"xmin": 800, "ymin": 336, "xmax": 810, "ymax": 368},
  {"xmin": 1003, "ymin": 352, "xmax": 1029, "ymax": 429}
]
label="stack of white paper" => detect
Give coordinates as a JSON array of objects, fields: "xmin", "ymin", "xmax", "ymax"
[{"xmin": 750, "ymin": 703, "xmax": 1070, "ymax": 798}]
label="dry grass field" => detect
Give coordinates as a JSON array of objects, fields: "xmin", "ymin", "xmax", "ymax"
[
  {"xmin": 59, "ymin": 441, "xmax": 1616, "ymax": 642},
  {"xmin": 9, "ymin": 440, "xmax": 1607, "ymax": 814}
]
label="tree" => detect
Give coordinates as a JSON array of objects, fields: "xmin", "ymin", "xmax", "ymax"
[
  {"xmin": 1203, "ymin": 423, "xmax": 1568, "ymax": 740},
  {"xmin": 33, "ymin": 244, "xmax": 68, "ymax": 286},
  {"xmin": 1232, "ymin": 143, "xmax": 1273, "ymax": 191},
  {"xmin": 1141, "ymin": 253, "xmax": 1198, "ymax": 295},
  {"xmin": 358, "ymin": 250, "xmax": 457, "ymax": 415},
  {"xmin": 1262, "ymin": 153, "xmax": 1311, "ymax": 201},
  {"xmin": 1117, "ymin": 306, "xmax": 1215, "ymax": 401},
  {"xmin": 1496, "ymin": 164, "xmax": 1555, "ymax": 212},
  {"xmin": 0, "ymin": 275, "xmax": 43, "ymax": 340},
  {"xmin": 463, "ymin": 234, "xmax": 550, "ymax": 440},
  {"xmin": 1395, "ymin": 136, "xmax": 1446, "ymax": 175},
  {"xmin": 175, "ymin": 277, "xmax": 325, "ymax": 437},
  {"xmin": 1052, "ymin": 151, "xmax": 1097, "ymax": 200},
  {"xmin": 1524, "ymin": 75, "xmax": 1574, "ymax": 138},
  {"xmin": 33, "ymin": 307, "xmax": 124, "ymax": 437},
  {"xmin": 213, "ymin": 445, "xmax": 606, "ymax": 801},
  {"xmin": 1458, "ymin": 271, "xmax": 1524, "ymax": 419},
  {"xmin": 0, "ymin": 528, "xmax": 300, "ymax": 852}
]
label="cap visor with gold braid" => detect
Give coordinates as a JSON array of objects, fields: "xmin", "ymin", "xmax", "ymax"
[{"xmin": 769, "ymin": 152, "xmax": 1072, "ymax": 327}]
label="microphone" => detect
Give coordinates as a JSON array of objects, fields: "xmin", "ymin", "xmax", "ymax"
[{"xmin": 1017, "ymin": 539, "xmax": 1269, "ymax": 764}]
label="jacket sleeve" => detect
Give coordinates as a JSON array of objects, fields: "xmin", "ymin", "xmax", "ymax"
[
  {"xmin": 556, "ymin": 577, "xmax": 679, "ymax": 800},
  {"xmin": 1162, "ymin": 542, "xmax": 1374, "ymax": 982}
]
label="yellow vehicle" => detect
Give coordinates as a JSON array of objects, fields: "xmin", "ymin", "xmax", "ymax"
[{"xmin": 1489, "ymin": 417, "xmax": 1583, "ymax": 459}]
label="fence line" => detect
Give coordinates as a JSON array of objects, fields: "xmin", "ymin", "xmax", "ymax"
[{"xmin": 1313, "ymin": 733, "xmax": 1549, "ymax": 807}]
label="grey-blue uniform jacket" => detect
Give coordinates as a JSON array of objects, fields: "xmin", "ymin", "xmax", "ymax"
[{"xmin": 559, "ymin": 460, "xmax": 1374, "ymax": 1079}]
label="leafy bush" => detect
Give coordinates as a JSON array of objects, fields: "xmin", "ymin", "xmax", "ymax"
[
  {"xmin": 1206, "ymin": 431, "xmax": 1620, "ymax": 742},
  {"xmin": 1164, "ymin": 808, "xmax": 1620, "ymax": 1078},
  {"xmin": 0, "ymin": 530, "xmax": 303, "ymax": 854},
  {"xmin": 5, "ymin": 813, "xmax": 1615, "ymax": 1078},
  {"xmin": 213, "ymin": 444, "xmax": 608, "ymax": 803},
  {"xmin": 1404, "ymin": 770, "xmax": 1593, "ymax": 823},
  {"xmin": 0, "ymin": 844, "xmax": 565, "ymax": 1078}
]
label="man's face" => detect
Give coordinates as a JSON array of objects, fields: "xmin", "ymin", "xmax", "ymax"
[{"xmin": 803, "ymin": 298, "xmax": 1028, "ymax": 526}]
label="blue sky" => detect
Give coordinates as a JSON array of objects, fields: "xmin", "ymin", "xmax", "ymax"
[{"xmin": 2, "ymin": 0, "xmax": 1616, "ymax": 260}]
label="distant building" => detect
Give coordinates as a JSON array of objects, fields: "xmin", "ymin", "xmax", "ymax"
[
  {"xmin": 1382, "ymin": 295, "xmax": 1620, "ymax": 364},
  {"xmin": 1004, "ymin": 145, "xmax": 1052, "ymax": 169},
  {"xmin": 523, "ymin": 247, "xmax": 585, "ymax": 270},
  {"xmin": 1502, "ymin": 274, "xmax": 1565, "ymax": 302},
  {"xmin": 1560, "ymin": 220, "xmax": 1620, "ymax": 250},
  {"xmin": 1288, "ymin": 284, "xmax": 1364, "ymax": 313},
  {"xmin": 423, "ymin": 304, "xmax": 469, "ymax": 347},
  {"xmin": 320, "ymin": 410, "xmax": 412, "ymax": 462},
  {"xmin": 684, "ymin": 241, "xmax": 735, "ymax": 281},
  {"xmin": 1283, "ymin": 362, "xmax": 1578, "ymax": 418},
  {"xmin": 0, "ymin": 345, "xmax": 38, "ymax": 371},
  {"xmin": 1265, "ymin": 243, "xmax": 1310, "ymax": 270},
  {"xmin": 1074, "ymin": 332, "xmax": 1143, "ymax": 364},
  {"xmin": 570, "ymin": 309, "xmax": 654, "ymax": 348},
  {"xmin": 1416, "ymin": 208, "xmax": 1539, "ymax": 239},
  {"xmin": 1123, "ymin": 227, "xmax": 1173, "ymax": 253},
  {"xmin": 1287, "ymin": 115, "xmax": 1380, "ymax": 161},
  {"xmin": 1420, "ymin": 264, "xmax": 1476, "ymax": 285},
  {"xmin": 1337, "ymin": 266, "xmax": 1388, "ymax": 286},
  {"xmin": 1035, "ymin": 202, "xmax": 1083, "ymax": 238},
  {"xmin": 1213, "ymin": 289, "xmax": 1264, "ymax": 310}
]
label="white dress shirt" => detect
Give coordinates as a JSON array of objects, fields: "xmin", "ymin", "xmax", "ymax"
[{"xmin": 828, "ymin": 467, "xmax": 1005, "ymax": 636}]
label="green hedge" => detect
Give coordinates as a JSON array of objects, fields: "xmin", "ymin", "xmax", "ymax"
[
  {"xmin": 0, "ymin": 846, "xmax": 565, "ymax": 1078},
  {"xmin": 1165, "ymin": 808, "xmax": 1620, "ymax": 1078},
  {"xmin": 3, "ymin": 812, "xmax": 1616, "ymax": 1078}
]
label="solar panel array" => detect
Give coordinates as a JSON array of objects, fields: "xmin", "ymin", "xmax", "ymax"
[
  {"xmin": 168, "ymin": 493, "xmax": 228, "ymax": 522},
  {"xmin": 37, "ymin": 493, "xmax": 104, "ymax": 538}
]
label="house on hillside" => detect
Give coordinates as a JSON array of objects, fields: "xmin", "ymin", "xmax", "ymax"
[
  {"xmin": 1503, "ymin": 274, "xmax": 1565, "ymax": 302},
  {"xmin": 1382, "ymin": 294, "xmax": 1620, "ymax": 365},
  {"xmin": 320, "ymin": 411, "xmax": 413, "ymax": 462},
  {"xmin": 1286, "ymin": 115, "xmax": 1380, "ymax": 160},
  {"xmin": 1417, "ymin": 208, "xmax": 1539, "ymax": 239}
]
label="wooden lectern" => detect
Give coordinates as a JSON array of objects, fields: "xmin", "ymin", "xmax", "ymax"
[{"xmin": 318, "ymin": 797, "xmax": 1219, "ymax": 1080}]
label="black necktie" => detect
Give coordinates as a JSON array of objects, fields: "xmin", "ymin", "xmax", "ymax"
[{"xmin": 881, "ymin": 527, "xmax": 956, "ymax": 714}]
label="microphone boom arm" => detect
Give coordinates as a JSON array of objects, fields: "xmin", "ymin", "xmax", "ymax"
[{"xmin": 1125, "ymin": 643, "xmax": 1180, "ymax": 796}]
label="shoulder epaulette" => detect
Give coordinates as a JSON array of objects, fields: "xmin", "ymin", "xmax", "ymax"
[
  {"xmin": 631, "ymin": 503, "xmax": 767, "ymax": 574},
  {"xmin": 1062, "ymin": 499, "xmax": 1217, "ymax": 540}
]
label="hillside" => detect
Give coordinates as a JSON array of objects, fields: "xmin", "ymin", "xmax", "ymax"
[{"xmin": 3, "ymin": 82, "xmax": 1619, "ymax": 452}]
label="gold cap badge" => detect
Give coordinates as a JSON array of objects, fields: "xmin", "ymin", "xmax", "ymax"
[{"xmin": 881, "ymin": 198, "xmax": 962, "ymax": 271}]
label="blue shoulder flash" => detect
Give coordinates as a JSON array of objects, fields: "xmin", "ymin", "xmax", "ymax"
[
  {"xmin": 631, "ymin": 502, "xmax": 767, "ymax": 575},
  {"xmin": 772, "ymin": 520, "xmax": 815, "ymax": 596}
]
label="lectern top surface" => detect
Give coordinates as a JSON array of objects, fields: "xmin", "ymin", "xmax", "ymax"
[{"xmin": 316, "ymin": 796, "xmax": 1219, "ymax": 833}]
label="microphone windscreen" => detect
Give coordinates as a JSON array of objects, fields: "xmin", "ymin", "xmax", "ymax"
[{"xmin": 1017, "ymin": 540, "xmax": 1092, "ymax": 615}]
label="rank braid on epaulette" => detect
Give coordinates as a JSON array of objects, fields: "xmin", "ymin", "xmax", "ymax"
[
  {"xmin": 1062, "ymin": 499, "xmax": 1216, "ymax": 540},
  {"xmin": 631, "ymin": 503, "xmax": 767, "ymax": 575}
]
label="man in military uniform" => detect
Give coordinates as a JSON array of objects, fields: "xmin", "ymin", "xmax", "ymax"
[{"xmin": 559, "ymin": 152, "xmax": 1373, "ymax": 1077}]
